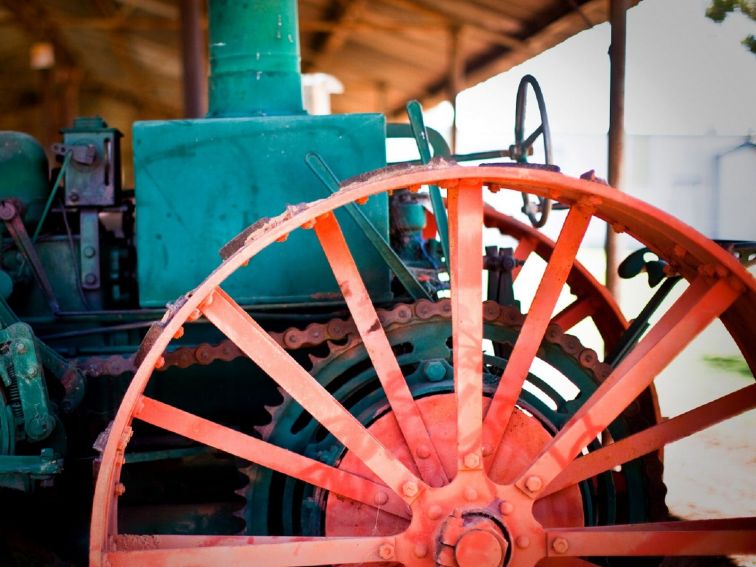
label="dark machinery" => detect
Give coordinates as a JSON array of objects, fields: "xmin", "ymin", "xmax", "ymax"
[{"xmin": 0, "ymin": 1, "xmax": 754, "ymax": 566}]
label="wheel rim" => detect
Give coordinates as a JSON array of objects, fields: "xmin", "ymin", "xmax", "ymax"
[{"xmin": 90, "ymin": 164, "xmax": 756, "ymax": 566}]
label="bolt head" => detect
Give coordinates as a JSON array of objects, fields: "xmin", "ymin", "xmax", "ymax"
[
  {"xmin": 373, "ymin": 491, "xmax": 389, "ymax": 506},
  {"xmin": 464, "ymin": 487, "xmax": 478, "ymax": 501},
  {"xmin": 427, "ymin": 504, "xmax": 443, "ymax": 520},
  {"xmin": 463, "ymin": 453, "xmax": 481, "ymax": 469},
  {"xmin": 552, "ymin": 537, "xmax": 569, "ymax": 554},
  {"xmin": 114, "ymin": 482, "xmax": 126, "ymax": 496},
  {"xmin": 414, "ymin": 543, "xmax": 428, "ymax": 558},
  {"xmin": 423, "ymin": 360, "xmax": 446, "ymax": 382},
  {"xmin": 84, "ymin": 273, "xmax": 97, "ymax": 285},
  {"xmin": 15, "ymin": 342, "xmax": 27, "ymax": 354},
  {"xmin": 499, "ymin": 501, "xmax": 514, "ymax": 515},
  {"xmin": 416, "ymin": 444, "xmax": 431, "ymax": 459},
  {"xmin": 402, "ymin": 481, "xmax": 419, "ymax": 498},
  {"xmin": 524, "ymin": 475, "xmax": 543, "ymax": 492},
  {"xmin": 378, "ymin": 543, "xmax": 394, "ymax": 560},
  {"xmin": 516, "ymin": 536, "xmax": 530, "ymax": 549}
]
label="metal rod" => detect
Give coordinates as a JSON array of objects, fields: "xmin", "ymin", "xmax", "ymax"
[
  {"xmin": 605, "ymin": 0, "xmax": 628, "ymax": 299},
  {"xmin": 180, "ymin": 0, "xmax": 207, "ymax": 117}
]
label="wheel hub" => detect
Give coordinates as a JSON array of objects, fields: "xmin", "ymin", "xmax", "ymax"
[{"xmin": 440, "ymin": 511, "xmax": 509, "ymax": 567}]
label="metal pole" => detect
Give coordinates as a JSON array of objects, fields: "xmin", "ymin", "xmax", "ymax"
[
  {"xmin": 605, "ymin": 0, "xmax": 627, "ymax": 299},
  {"xmin": 180, "ymin": 0, "xmax": 207, "ymax": 118},
  {"xmin": 448, "ymin": 25, "xmax": 463, "ymax": 153}
]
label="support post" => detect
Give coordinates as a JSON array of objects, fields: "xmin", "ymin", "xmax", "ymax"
[
  {"xmin": 605, "ymin": 0, "xmax": 627, "ymax": 299},
  {"xmin": 448, "ymin": 25, "xmax": 463, "ymax": 153},
  {"xmin": 180, "ymin": 0, "xmax": 207, "ymax": 118}
]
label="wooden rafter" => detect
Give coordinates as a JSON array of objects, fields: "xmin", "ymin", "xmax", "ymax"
[{"xmin": 305, "ymin": 0, "xmax": 368, "ymax": 71}]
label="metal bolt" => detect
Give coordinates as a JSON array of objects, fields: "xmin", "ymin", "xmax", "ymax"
[
  {"xmin": 499, "ymin": 501, "xmax": 514, "ymax": 515},
  {"xmin": 464, "ymin": 487, "xmax": 478, "ymax": 501},
  {"xmin": 552, "ymin": 537, "xmax": 569, "ymax": 554},
  {"xmin": 402, "ymin": 481, "xmax": 418, "ymax": 498},
  {"xmin": 26, "ymin": 366, "xmax": 38, "ymax": 378},
  {"xmin": 423, "ymin": 360, "xmax": 446, "ymax": 382},
  {"xmin": 69, "ymin": 192, "xmax": 79, "ymax": 202},
  {"xmin": 84, "ymin": 273, "xmax": 97, "ymax": 286},
  {"xmin": 414, "ymin": 543, "xmax": 428, "ymax": 558},
  {"xmin": 83, "ymin": 246, "xmax": 96, "ymax": 258},
  {"xmin": 427, "ymin": 504, "xmax": 443, "ymax": 520},
  {"xmin": 173, "ymin": 327, "xmax": 185, "ymax": 340},
  {"xmin": 463, "ymin": 453, "xmax": 480, "ymax": 469},
  {"xmin": 15, "ymin": 342, "xmax": 26, "ymax": 354},
  {"xmin": 516, "ymin": 536, "xmax": 530, "ymax": 549},
  {"xmin": 416, "ymin": 444, "xmax": 431, "ymax": 459},
  {"xmin": 378, "ymin": 544, "xmax": 394, "ymax": 560},
  {"xmin": 524, "ymin": 475, "xmax": 543, "ymax": 492},
  {"xmin": 373, "ymin": 491, "xmax": 389, "ymax": 506},
  {"xmin": 155, "ymin": 356, "xmax": 165, "ymax": 369},
  {"xmin": 114, "ymin": 483, "xmax": 126, "ymax": 496}
]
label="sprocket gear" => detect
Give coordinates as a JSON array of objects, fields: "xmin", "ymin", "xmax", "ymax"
[{"xmin": 237, "ymin": 299, "xmax": 667, "ymax": 541}]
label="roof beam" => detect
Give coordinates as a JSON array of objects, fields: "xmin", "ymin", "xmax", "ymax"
[
  {"xmin": 0, "ymin": 0, "xmax": 77, "ymax": 67},
  {"xmin": 305, "ymin": 0, "xmax": 369, "ymax": 71},
  {"xmin": 388, "ymin": 0, "xmax": 625, "ymax": 118}
]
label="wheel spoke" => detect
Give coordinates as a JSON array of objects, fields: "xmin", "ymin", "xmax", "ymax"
[
  {"xmin": 448, "ymin": 183, "xmax": 485, "ymax": 470},
  {"xmin": 545, "ymin": 518, "xmax": 756, "ymax": 556},
  {"xmin": 483, "ymin": 205, "xmax": 592, "ymax": 461},
  {"xmin": 134, "ymin": 396, "xmax": 409, "ymax": 518},
  {"xmin": 107, "ymin": 535, "xmax": 394, "ymax": 566},
  {"xmin": 314, "ymin": 212, "xmax": 448, "ymax": 485},
  {"xmin": 551, "ymin": 297, "xmax": 597, "ymax": 332},
  {"xmin": 542, "ymin": 383, "xmax": 756, "ymax": 497},
  {"xmin": 517, "ymin": 277, "xmax": 742, "ymax": 495},
  {"xmin": 511, "ymin": 236, "xmax": 536, "ymax": 281},
  {"xmin": 200, "ymin": 288, "xmax": 425, "ymax": 501}
]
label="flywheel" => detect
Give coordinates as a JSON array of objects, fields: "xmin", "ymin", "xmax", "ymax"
[{"xmin": 90, "ymin": 163, "xmax": 756, "ymax": 566}]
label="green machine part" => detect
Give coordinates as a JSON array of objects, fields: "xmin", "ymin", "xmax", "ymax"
[
  {"xmin": 135, "ymin": 0, "xmax": 389, "ymax": 307},
  {"xmin": 0, "ymin": 322, "xmax": 55, "ymax": 443},
  {"xmin": 0, "ymin": 132, "xmax": 49, "ymax": 226}
]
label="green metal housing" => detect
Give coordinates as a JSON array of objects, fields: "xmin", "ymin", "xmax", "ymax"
[{"xmin": 133, "ymin": 113, "xmax": 389, "ymax": 307}]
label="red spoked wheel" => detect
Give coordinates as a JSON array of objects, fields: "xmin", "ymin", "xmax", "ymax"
[
  {"xmin": 90, "ymin": 164, "xmax": 756, "ymax": 566},
  {"xmin": 482, "ymin": 207, "xmax": 628, "ymax": 354}
]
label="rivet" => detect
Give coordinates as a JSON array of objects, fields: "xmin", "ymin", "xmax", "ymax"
[
  {"xmin": 481, "ymin": 443, "xmax": 493, "ymax": 457},
  {"xmin": 402, "ymin": 481, "xmax": 418, "ymax": 498},
  {"xmin": 516, "ymin": 536, "xmax": 530, "ymax": 549},
  {"xmin": 499, "ymin": 501, "xmax": 514, "ymax": 515},
  {"xmin": 155, "ymin": 356, "xmax": 165, "ymax": 369},
  {"xmin": 414, "ymin": 543, "xmax": 428, "ymax": 558},
  {"xmin": 524, "ymin": 475, "xmax": 543, "ymax": 492},
  {"xmin": 15, "ymin": 342, "xmax": 26, "ymax": 355},
  {"xmin": 378, "ymin": 543, "xmax": 394, "ymax": 560},
  {"xmin": 552, "ymin": 537, "xmax": 569, "ymax": 554},
  {"xmin": 463, "ymin": 453, "xmax": 480, "ymax": 469},
  {"xmin": 464, "ymin": 487, "xmax": 478, "ymax": 501},
  {"xmin": 84, "ymin": 273, "xmax": 97, "ymax": 285},
  {"xmin": 373, "ymin": 491, "xmax": 389, "ymax": 506},
  {"xmin": 173, "ymin": 327, "xmax": 185, "ymax": 340},
  {"xmin": 427, "ymin": 504, "xmax": 443, "ymax": 520},
  {"xmin": 83, "ymin": 246, "xmax": 96, "ymax": 258},
  {"xmin": 114, "ymin": 482, "xmax": 126, "ymax": 496},
  {"xmin": 416, "ymin": 444, "xmax": 431, "ymax": 459}
]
